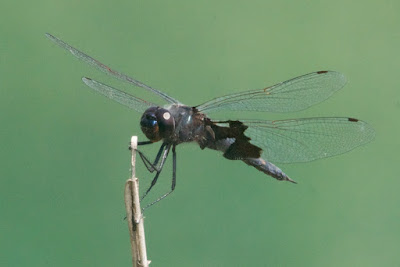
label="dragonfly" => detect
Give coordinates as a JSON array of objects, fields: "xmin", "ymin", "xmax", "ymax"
[{"xmin": 46, "ymin": 33, "xmax": 375, "ymax": 208}]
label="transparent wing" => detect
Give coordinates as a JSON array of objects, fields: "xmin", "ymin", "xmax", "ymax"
[
  {"xmin": 235, "ymin": 117, "xmax": 375, "ymax": 163},
  {"xmin": 82, "ymin": 77, "xmax": 155, "ymax": 112},
  {"xmin": 197, "ymin": 71, "xmax": 346, "ymax": 113},
  {"xmin": 46, "ymin": 33, "xmax": 180, "ymax": 104}
]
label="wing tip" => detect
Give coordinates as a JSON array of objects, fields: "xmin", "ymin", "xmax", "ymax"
[
  {"xmin": 316, "ymin": 70, "xmax": 347, "ymax": 85},
  {"xmin": 347, "ymin": 117, "xmax": 376, "ymax": 142}
]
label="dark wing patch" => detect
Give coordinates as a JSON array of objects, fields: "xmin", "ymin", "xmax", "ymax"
[
  {"xmin": 223, "ymin": 139, "xmax": 262, "ymax": 159},
  {"xmin": 207, "ymin": 120, "xmax": 262, "ymax": 160}
]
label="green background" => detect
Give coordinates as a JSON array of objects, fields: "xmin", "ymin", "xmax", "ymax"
[{"xmin": 1, "ymin": 0, "xmax": 399, "ymax": 266}]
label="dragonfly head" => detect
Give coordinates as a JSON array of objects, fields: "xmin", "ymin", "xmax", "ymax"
[{"xmin": 140, "ymin": 107, "xmax": 175, "ymax": 142}]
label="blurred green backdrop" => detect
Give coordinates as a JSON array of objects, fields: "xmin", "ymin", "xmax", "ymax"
[{"xmin": 1, "ymin": 0, "xmax": 399, "ymax": 266}]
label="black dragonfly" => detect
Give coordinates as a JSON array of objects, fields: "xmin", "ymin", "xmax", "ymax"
[{"xmin": 46, "ymin": 33, "xmax": 375, "ymax": 208}]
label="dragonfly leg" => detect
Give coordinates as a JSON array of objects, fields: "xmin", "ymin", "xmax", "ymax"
[
  {"xmin": 128, "ymin": 140, "xmax": 153, "ymax": 151},
  {"xmin": 140, "ymin": 144, "xmax": 171, "ymax": 201},
  {"xmin": 137, "ymin": 143, "xmax": 167, "ymax": 173},
  {"xmin": 138, "ymin": 141, "xmax": 154, "ymax": 146},
  {"xmin": 142, "ymin": 145, "xmax": 177, "ymax": 210}
]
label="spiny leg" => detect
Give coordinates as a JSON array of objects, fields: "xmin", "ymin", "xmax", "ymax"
[
  {"xmin": 138, "ymin": 141, "xmax": 154, "ymax": 146},
  {"xmin": 129, "ymin": 140, "xmax": 160, "ymax": 171},
  {"xmin": 140, "ymin": 144, "xmax": 171, "ymax": 201},
  {"xmin": 128, "ymin": 140, "xmax": 153, "ymax": 150},
  {"xmin": 137, "ymin": 142, "xmax": 167, "ymax": 173},
  {"xmin": 143, "ymin": 144, "xmax": 177, "ymax": 210}
]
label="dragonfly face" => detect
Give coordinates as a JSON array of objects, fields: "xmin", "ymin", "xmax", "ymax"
[
  {"xmin": 46, "ymin": 33, "xmax": 375, "ymax": 208},
  {"xmin": 140, "ymin": 107, "xmax": 175, "ymax": 142}
]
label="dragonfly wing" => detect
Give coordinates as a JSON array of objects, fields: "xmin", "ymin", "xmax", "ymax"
[
  {"xmin": 82, "ymin": 77, "xmax": 155, "ymax": 112},
  {"xmin": 197, "ymin": 71, "xmax": 346, "ymax": 113},
  {"xmin": 231, "ymin": 117, "xmax": 375, "ymax": 163},
  {"xmin": 46, "ymin": 33, "xmax": 180, "ymax": 104}
]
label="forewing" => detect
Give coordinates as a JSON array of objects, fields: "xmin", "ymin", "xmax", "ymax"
[
  {"xmin": 46, "ymin": 33, "xmax": 180, "ymax": 104},
  {"xmin": 197, "ymin": 71, "xmax": 346, "ymax": 113},
  {"xmin": 82, "ymin": 77, "xmax": 155, "ymax": 112},
  {"xmin": 241, "ymin": 117, "xmax": 375, "ymax": 163}
]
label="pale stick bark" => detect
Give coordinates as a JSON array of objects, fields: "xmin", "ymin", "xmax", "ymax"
[{"xmin": 124, "ymin": 136, "xmax": 150, "ymax": 267}]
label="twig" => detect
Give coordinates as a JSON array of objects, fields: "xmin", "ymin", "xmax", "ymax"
[{"xmin": 124, "ymin": 136, "xmax": 150, "ymax": 267}]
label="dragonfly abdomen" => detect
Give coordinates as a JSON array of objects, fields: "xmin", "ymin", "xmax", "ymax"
[{"xmin": 242, "ymin": 158, "xmax": 297, "ymax": 183}]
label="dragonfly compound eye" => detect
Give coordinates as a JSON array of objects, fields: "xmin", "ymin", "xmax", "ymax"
[
  {"xmin": 140, "ymin": 107, "xmax": 175, "ymax": 142},
  {"xmin": 141, "ymin": 107, "xmax": 161, "ymax": 141}
]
